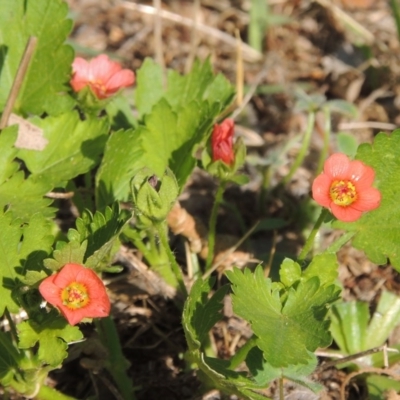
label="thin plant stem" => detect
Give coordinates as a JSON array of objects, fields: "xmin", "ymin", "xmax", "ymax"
[
  {"xmin": 156, "ymin": 222, "xmax": 188, "ymax": 297},
  {"xmin": 279, "ymin": 376, "xmax": 284, "ymax": 400},
  {"xmin": 4, "ymin": 308, "xmax": 18, "ymax": 346},
  {"xmin": 282, "ymin": 111, "xmax": 315, "ymax": 185},
  {"xmin": 205, "ymin": 181, "xmax": 226, "ymax": 271},
  {"xmin": 326, "ymin": 231, "xmax": 356, "ymax": 253},
  {"xmin": 95, "ymin": 317, "xmax": 136, "ymax": 400},
  {"xmin": 297, "ymin": 208, "xmax": 329, "ymax": 264},
  {"xmin": 316, "ymin": 106, "xmax": 331, "ymax": 175},
  {"xmin": 0, "ymin": 36, "xmax": 37, "ymax": 130},
  {"xmin": 390, "ymin": 0, "xmax": 400, "ymax": 43},
  {"xmin": 229, "ymin": 336, "xmax": 257, "ymax": 370}
]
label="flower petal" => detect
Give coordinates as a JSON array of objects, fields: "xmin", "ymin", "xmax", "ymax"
[
  {"xmin": 105, "ymin": 69, "xmax": 135, "ymax": 93},
  {"xmin": 85, "ymin": 298, "xmax": 110, "ymax": 318},
  {"xmin": 348, "ymin": 161, "xmax": 375, "ymax": 190},
  {"xmin": 330, "ymin": 203, "xmax": 363, "ymax": 222},
  {"xmin": 353, "ymin": 187, "xmax": 381, "ymax": 211},
  {"xmin": 52, "ymin": 263, "xmax": 84, "ymax": 287},
  {"xmin": 39, "ymin": 276, "xmax": 63, "ymax": 307},
  {"xmin": 61, "ymin": 308, "xmax": 87, "ymax": 326},
  {"xmin": 312, "ymin": 174, "xmax": 332, "ymax": 208},
  {"xmin": 72, "ymin": 58, "xmax": 90, "ymax": 78},
  {"xmin": 323, "ymin": 153, "xmax": 350, "ymax": 179},
  {"xmin": 89, "ymin": 54, "xmax": 121, "ymax": 83}
]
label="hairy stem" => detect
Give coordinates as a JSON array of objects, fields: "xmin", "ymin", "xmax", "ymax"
[
  {"xmin": 297, "ymin": 208, "xmax": 329, "ymax": 264},
  {"xmin": 156, "ymin": 222, "xmax": 188, "ymax": 298},
  {"xmin": 95, "ymin": 317, "xmax": 136, "ymax": 400},
  {"xmin": 229, "ymin": 336, "xmax": 257, "ymax": 370},
  {"xmin": 205, "ymin": 181, "xmax": 226, "ymax": 270}
]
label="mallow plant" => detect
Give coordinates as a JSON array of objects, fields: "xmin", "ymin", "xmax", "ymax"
[{"xmin": 0, "ymin": 1, "xmax": 400, "ymax": 399}]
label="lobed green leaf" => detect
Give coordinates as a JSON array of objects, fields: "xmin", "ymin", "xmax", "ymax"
[
  {"xmin": 227, "ymin": 266, "xmax": 340, "ymax": 367},
  {"xmin": 0, "ymin": 0, "xmax": 75, "ymax": 116},
  {"xmin": 17, "ymin": 313, "xmax": 83, "ymax": 367}
]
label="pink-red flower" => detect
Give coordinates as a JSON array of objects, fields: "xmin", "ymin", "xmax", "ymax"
[
  {"xmin": 312, "ymin": 153, "xmax": 381, "ymax": 222},
  {"xmin": 39, "ymin": 263, "xmax": 110, "ymax": 326},
  {"xmin": 70, "ymin": 54, "xmax": 135, "ymax": 99},
  {"xmin": 211, "ymin": 118, "xmax": 235, "ymax": 165}
]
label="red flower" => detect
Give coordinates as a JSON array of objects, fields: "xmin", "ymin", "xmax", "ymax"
[
  {"xmin": 70, "ymin": 54, "xmax": 135, "ymax": 99},
  {"xmin": 312, "ymin": 153, "xmax": 381, "ymax": 222},
  {"xmin": 211, "ymin": 119, "xmax": 235, "ymax": 165},
  {"xmin": 39, "ymin": 263, "xmax": 110, "ymax": 326}
]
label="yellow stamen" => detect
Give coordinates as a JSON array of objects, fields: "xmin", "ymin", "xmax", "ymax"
[
  {"xmin": 330, "ymin": 180, "xmax": 357, "ymax": 206},
  {"xmin": 61, "ymin": 282, "xmax": 89, "ymax": 310}
]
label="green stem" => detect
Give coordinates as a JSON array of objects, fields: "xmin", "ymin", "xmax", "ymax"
[
  {"xmin": 4, "ymin": 308, "xmax": 18, "ymax": 347},
  {"xmin": 326, "ymin": 231, "xmax": 356, "ymax": 253},
  {"xmin": 282, "ymin": 111, "xmax": 315, "ymax": 185},
  {"xmin": 229, "ymin": 336, "xmax": 257, "ymax": 370},
  {"xmin": 316, "ymin": 106, "xmax": 331, "ymax": 175},
  {"xmin": 297, "ymin": 208, "xmax": 329, "ymax": 264},
  {"xmin": 390, "ymin": 0, "xmax": 400, "ymax": 43},
  {"xmin": 95, "ymin": 317, "xmax": 136, "ymax": 400},
  {"xmin": 36, "ymin": 385, "xmax": 78, "ymax": 400},
  {"xmin": 156, "ymin": 222, "xmax": 188, "ymax": 298},
  {"xmin": 205, "ymin": 181, "xmax": 226, "ymax": 270}
]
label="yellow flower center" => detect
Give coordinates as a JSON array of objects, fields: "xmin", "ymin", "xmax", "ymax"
[
  {"xmin": 90, "ymin": 79, "xmax": 107, "ymax": 96},
  {"xmin": 61, "ymin": 282, "xmax": 90, "ymax": 310},
  {"xmin": 329, "ymin": 180, "xmax": 357, "ymax": 206}
]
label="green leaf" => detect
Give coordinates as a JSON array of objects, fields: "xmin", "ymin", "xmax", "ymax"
[
  {"xmin": 365, "ymin": 290, "xmax": 400, "ymax": 349},
  {"xmin": 165, "ymin": 59, "xmax": 233, "ymax": 111},
  {"xmin": 0, "ymin": 126, "xmax": 54, "ymax": 221},
  {"xmin": 326, "ymin": 100, "xmax": 358, "ymax": 118},
  {"xmin": 183, "ymin": 277, "xmax": 229, "ymax": 349},
  {"xmin": 330, "ymin": 301, "xmax": 369, "ymax": 354},
  {"xmin": 18, "ymin": 112, "xmax": 109, "ymax": 186},
  {"xmin": 0, "ymin": 211, "xmax": 54, "ymax": 315},
  {"xmin": 19, "ymin": 213, "xmax": 55, "ymax": 273},
  {"xmin": 0, "ymin": 172, "xmax": 54, "ymax": 221},
  {"xmin": 336, "ymin": 132, "xmax": 358, "ymax": 158},
  {"xmin": 279, "ymin": 259, "xmax": 301, "ymax": 287},
  {"xmin": 183, "ymin": 277, "xmax": 272, "ymax": 399},
  {"xmin": 135, "ymin": 58, "xmax": 234, "ymax": 118},
  {"xmin": 135, "ymin": 58, "xmax": 164, "ymax": 117},
  {"xmin": 302, "ymin": 253, "xmax": 338, "ymax": 287},
  {"xmin": 105, "ymin": 94, "xmax": 137, "ymax": 131},
  {"xmin": 140, "ymin": 99, "xmax": 216, "ymax": 185},
  {"xmin": 0, "ymin": 0, "xmax": 75, "ymax": 116},
  {"xmin": 330, "ymin": 291, "xmax": 400, "ymax": 359},
  {"xmin": 95, "ymin": 128, "xmax": 144, "ymax": 207},
  {"xmin": 0, "ymin": 330, "xmax": 21, "ymax": 385},
  {"xmin": 367, "ymin": 375, "xmax": 400, "ymax": 400},
  {"xmin": 333, "ymin": 130, "xmax": 400, "ymax": 270},
  {"xmin": 246, "ymin": 347, "xmax": 322, "ymax": 393},
  {"xmin": 17, "ymin": 314, "xmax": 83, "ymax": 367},
  {"xmin": 100, "ymin": 58, "xmax": 234, "ymax": 204},
  {"xmin": 72, "ymin": 204, "xmax": 129, "ymax": 270},
  {"xmin": 227, "ymin": 266, "xmax": 340, "ymax": 367},
  {"xmin": 43, "ymin": 240, "xmax": 87, "ymax": 271}
]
